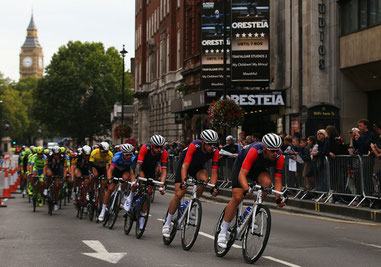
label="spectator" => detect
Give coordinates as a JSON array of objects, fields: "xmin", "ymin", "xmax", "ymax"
[
  {"xmin": 304, "ymin": 136, "xmax": 318, "ymax": 191},
  {"xmin": 311, "ymin": 129, "xmax": 330, "ymax": 191},
  {"xmin": 222, "ymin": 135, "xmax": 239, "ymax": 155},
  {"xmin": 281, "ymin": 135, "xmax": 292, "ymax": 152},
  {"xmin": 348, "ymin": 127, "xmax": 360, "ymax": 155},
  {"xmin": 245, "ymin": 135, "xmax": 254, "ymax": 145},
  {"xmin": 353, "ymin": 118, "xmax": 375, "ymax": 155},
  {"xmin": 326, "ymin": 125, "xmax": 348, "ymax": 158},
  {"xmin": 373, "ymin": 122, "xmax": 381, "ymax": 147},
  {"xmin": 238, "ymin": 131, "xmax": 246, "ymax": 149}
]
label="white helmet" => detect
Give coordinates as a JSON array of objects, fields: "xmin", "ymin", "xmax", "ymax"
[
  {"xmin": 150, "ymin": 135, "xmax": 165, "ymax": 146},
  {"xmin": 121, "ymin": 144, "xmax": 134, "ymax": 153},
  {"xmin": 52, "ymin": 146, "xmax": 60, "ymax": 154},
  {"xmin": 82, "ymin": 145, "xmax": 91, "ymax": 155},
  {"xmin": 99, "ymin": 142, "xmax": 110, "ymax": 152},
  {"xmin": 262, "ymin": 133, "xmax": 282, "ymax": 150},
  {"xmin": 200, "ymin": 129, "xmax": 219, "ymax": 144}
]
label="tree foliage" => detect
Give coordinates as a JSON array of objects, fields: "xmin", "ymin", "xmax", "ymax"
[
  {"xmin": 33, "ymin": 41, "xmax": 133, "ymax": 142},
  {"xmin": 0, "ymin": 73, "xmax": 38, "ymax": 143}
]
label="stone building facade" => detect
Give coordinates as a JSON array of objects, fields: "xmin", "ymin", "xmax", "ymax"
[{"xmin": 133, "ymin": 0, "xmax": 381, "ymax": 143}]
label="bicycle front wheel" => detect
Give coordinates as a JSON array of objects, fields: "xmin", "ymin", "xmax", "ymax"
[
  {"xmin": 162, "ymin": 209, "xmax": 179, "ymax": 246},
  {"xmin": 181, "ymin": 199, "xmax": 202, "ymax": 251},
  {"xmin": 108, "ymin": 192, "xmax": 122, "ymax": 229},
  {"xmin": 135, "ymin": 196, "xmax": 151, "ymax": 239},
  {"xmin": 242, "ymin": 204, "xmax": 271, "ymax": 264},
  {"xmin": 214, "ymin": 207, "xmax": 237, "ymax": 257}
]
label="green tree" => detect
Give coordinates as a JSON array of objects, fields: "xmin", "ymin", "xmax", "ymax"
[{"xmin": 33, "ymin": 41, "xmax": 133, "ymax": 143}]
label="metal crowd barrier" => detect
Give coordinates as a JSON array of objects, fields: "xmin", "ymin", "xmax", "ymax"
[
  {"xmin": 325, "ymin": 155, "xmax": 362, "ymax": 206},
  {"xmin": 165, "ymin": 152, "xmax": 381, "ymax": 208}
]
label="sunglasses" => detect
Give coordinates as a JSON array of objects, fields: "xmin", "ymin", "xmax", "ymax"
[
  {"xmin": 123, "ymin": 153, "xmax": 132, "ymax": 156},
  {"xmin": 205, "ymin": 143, "xmax": 218, "ymax": 147},
  {"xmin": 267, "ymin": 149, "xmax": 279, "ymax": 153},
  {"xmin": 153, "ymin": 145, "xmax": 163, "ymax": 149}
]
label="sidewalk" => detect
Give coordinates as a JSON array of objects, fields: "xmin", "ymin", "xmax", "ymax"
[{"xmin": 165, "ymin": 180, "xmax": 381, "ymax": 223}]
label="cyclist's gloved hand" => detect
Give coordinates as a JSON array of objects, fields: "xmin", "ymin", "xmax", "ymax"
[
  {"xmin": 276, "ymin": 197, "xmax": 286, "ymax": 208},
  {"xmin": 180, "ymin": 182, "xmax": 187, "ymax": 190},
  {"xmin": 159, "ymin": 185, "xmax": 165, "ymax": 195},
  {"xmin": 210, "ymin": 186, "xmax": 219, "ymax": 197}
]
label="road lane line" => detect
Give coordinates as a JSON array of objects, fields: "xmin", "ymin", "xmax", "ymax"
[
  {"xmin": 157, "ymin": 218, "xmax": 164, "ymax": 222},
  {"xmin": 263, "ymin": 256, "xmax": 301, "ymax": 267},
  {"xmin": 360, "ymin": 242, "xmax": 381, "ymax": 249}
]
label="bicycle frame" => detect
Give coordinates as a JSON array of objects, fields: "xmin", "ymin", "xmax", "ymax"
[
  {"xmin": 178, "ymin": 177, "xmax": 215, "ymax": 228},
  {"xmin": 235, "ymin": 185, "xmax": 285, "ymax": 239}
]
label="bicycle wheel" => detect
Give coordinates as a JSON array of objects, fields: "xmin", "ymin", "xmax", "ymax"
[
  {"xmin": 32, "ymin": 193, "xmax": 37, "ymax": 212},
  {"xmin": 124, "ymin": 198, "xmax": 136, "ymax": 235},
  {"xmin": 108, "ymin": 192, "xmax": 122, "ymax": 229},
  {"xmin": 135, "ymin": 196, "xmax": 151, "ymax": 239},
  {"xmin": 48, "ymin": 187, "xmax": 54, "ymax": 216},
  {"xmin": 242, "ymin": 204, "xmax": 271, "ymax": 264},
  {"xmin": 96, "ymin": 189, "xmax": 103, "ymax": 223},
  {"xmin": 162, "ymin": 209, "xmax": 179, "ymax": 246},
  {"xmin": 214, "ymin": 208, "xmax": 237, "ymax": 257},
  {"xmin": 88, "ymin": 198, "xmax": 95, "ymax": 222},
  {"xmin": 181, "ymin": 199, "xmax": 202, "ymax": 251},
  {"xmin": 151, "ymin": 185, "xmax": 156, "ymax": 203},
  {"xmin": 79, "ymin": 188, "xmax": 86, "ymax": 220}
]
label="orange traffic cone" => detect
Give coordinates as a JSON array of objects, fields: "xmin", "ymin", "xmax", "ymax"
[
  {"xmin": 0, "ymin": 196, "xmax": 6, "ymax": 207},
  {"xmin": 10, "ymin": 170, "xmax": 16, "ymax": 193},
  {"xmin": 1, "ymin": 169, "xmax": 15, "ymax": 199}
]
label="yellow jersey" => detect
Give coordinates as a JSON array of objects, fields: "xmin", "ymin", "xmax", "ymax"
[{"xmin": 89, "ymin": 148, "xmax": 113, "ymax": 168}]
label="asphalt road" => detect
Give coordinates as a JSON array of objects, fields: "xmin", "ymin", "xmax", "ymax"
[{"xmin": 1, "ymin": 190, "xmax": 381, "ymax": 267}]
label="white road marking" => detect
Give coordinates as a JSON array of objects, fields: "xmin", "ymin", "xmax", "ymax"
[
  {"xmin": 360, "ymin": 242, "xmax": 381, "ymax": 249},
  {"xmin": 82, "ymin": 240, "xmax": 126, "ymax": 264},
  {"xmin": 157, "ymin": 218, "xmax": 164, "ymax": 222},
  {"xmin": 198, "ymin": 231, "xmax": 242, "ymax": 248},
  {"xmin": 3, "ymin": 198, "xmax": 8, "ymax": 202},
  {"xmin": 263, "ymin": 256, "xmax": 302, "ymax": 267}
]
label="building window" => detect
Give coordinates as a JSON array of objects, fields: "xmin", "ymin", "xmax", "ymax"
[{"xmin": 341, "ymin": 0, "xmax": 381, "ymax": 35}]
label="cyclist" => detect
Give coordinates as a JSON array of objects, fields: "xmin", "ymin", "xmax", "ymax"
[
  {"xmin": 30, "ymin": 146, "xmax": 47, "ymax": 206},
  {"xmin": 125, "ymin": 135, "xmax": 167, "ymax": 228},
  {"xmin": 20, "ymin": 149, "xmax": 31, "ymax": 195},
  {"xmin": 27, "ymin": 146, "xmax": 37, "ymax": 195},
  {"xmin": 43, "ymin": 146, "xmax": 68, "ymax": 211},
  {"xmin": 98, "ymin": 144, "xmax": 136, "ymax": 222},
  {"xmin": 89, "ymin": 142, "xmax": 113, "ymax": 204},
  {"xmin": 162, "ymin": 129, "xmax": 220, "ymax": 237},
  {"xmin": 217, "ymin": 133, "xmax": 285, "ymax": 248},
  {"xmin": 71, "ymin": 145, "xmax": 92, "ymax": 202}
]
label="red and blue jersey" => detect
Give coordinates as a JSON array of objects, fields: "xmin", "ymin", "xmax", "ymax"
[
  {"xmin": 180, "ymin": 140, "xmax": 219, "ymax": 170},
  {"xmin": 137, "ymin": 144, "xmax": 168, "ymax": 172}
]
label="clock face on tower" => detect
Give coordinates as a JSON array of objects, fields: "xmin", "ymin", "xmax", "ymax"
[
  {"xmin": 39, "ymin": 57, "xmax": 43, "ymax": 68},
  {"xmin": 23, "ymin": 56, "xmax": 33, "ymax": 68}
]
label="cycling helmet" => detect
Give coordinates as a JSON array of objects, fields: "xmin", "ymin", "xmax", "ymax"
[
  {"xmin": 150, "ymin": 135, "xmax": 165, "ymax": 146},
  {"xmin": 121, "ymin": 144, "xmax": 134, "ymax": 154},
  {"xmin": 52, "ymin": 146, "xmax": 61, "ymax": 154},
  {"xmin": 262, "ymin": 133, "xmax": 282, "ymax": 150},
  {"xmin": 99, "ymin": 142, "xmax": 110, "ymax": 152},
  {"xmin": 44, "ymin": 149, "xmax": 50, "ymax": 154},
  {"xmin": 82, "ymin": 145, "xmax": 91, "ymax": 155},
  {"xmin": 25, "ymin": 149, "xmax": 31, "ymax": 155},
  {"xmin": 36, "ymin": 146, "xmax": 43, "ymax": 154},
  {"xmin": 32, "ymin": 147, "xmax": 37, "ymax": 153},
  {"xmin": 77, "ymin": 147, "xmax": 83, "ymax": 154},
  {"xmin": 30, "ymin": 145, "xmax": 35, "ymax": 152},
  {"xmin": 200, "ymin": 129, "xmax": 219, "ymax": 144},
  {"xmin": 60, "ymin": 147, "xmax": 66, "ymax": 153}
]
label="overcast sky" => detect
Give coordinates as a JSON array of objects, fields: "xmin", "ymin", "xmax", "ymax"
[{"xmin": 0, "ymin": 0, "xmax": 135, "ymax": 81}]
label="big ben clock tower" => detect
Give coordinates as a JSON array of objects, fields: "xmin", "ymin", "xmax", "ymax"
[{"xmin": 19, "ymin": 14, "xmax": 44, "ymax": 78}]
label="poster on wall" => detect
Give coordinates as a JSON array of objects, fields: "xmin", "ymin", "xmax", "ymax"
[
  {"xmin": 201, "ymin": 1, "xmax": 231, "ymax": 91},
  {"xmin": 231, "ymin": 0, "xmax": 270, "ymax": 87}
]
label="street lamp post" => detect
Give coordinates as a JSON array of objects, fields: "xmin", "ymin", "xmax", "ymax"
[{"xmin": 120, "ymin": 45, "xmax": 128, "ymax": 128}]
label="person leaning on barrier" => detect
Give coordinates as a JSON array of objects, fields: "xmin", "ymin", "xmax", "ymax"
[{"xmin": 353, "ymin": 119, "xmax": 375, "ymax": 156}]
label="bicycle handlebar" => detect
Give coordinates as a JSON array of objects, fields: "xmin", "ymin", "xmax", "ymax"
[
  {"xmin": 185, "ymin": 176, "xmax": 215, "ymax": 188},
  {"xmin": 138, "ymin": 177, "xmax": 164, "ymax": 186}
]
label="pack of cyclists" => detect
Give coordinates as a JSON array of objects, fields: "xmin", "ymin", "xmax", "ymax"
[{"xmin": 15, "ymin": 131, "xmax": 286, "ymax": 262}]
